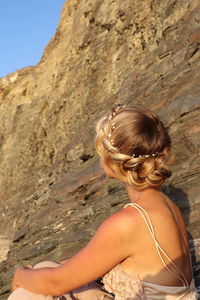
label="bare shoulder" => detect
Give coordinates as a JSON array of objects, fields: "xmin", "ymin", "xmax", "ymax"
[
  {"xmin": 97, "ymin": 207, "xmax": 137, "ymax": 239},
  {"xmin": 107, "ymin": 206, "xmax": 137, "ymax": 226}
]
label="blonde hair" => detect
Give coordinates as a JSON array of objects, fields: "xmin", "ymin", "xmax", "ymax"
[{"xmin": 95, "ymin": 105, "xmax": 172, "ymax": 190}]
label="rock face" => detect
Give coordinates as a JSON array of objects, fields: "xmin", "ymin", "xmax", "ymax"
[{"xmin": 0, "ymin": 0, "xmax": 200, "ymax": 298}]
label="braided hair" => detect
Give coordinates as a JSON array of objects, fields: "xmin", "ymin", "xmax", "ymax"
[{"xmin": 95, "ymin": 104, "xmax": 172, "ymax": 190}]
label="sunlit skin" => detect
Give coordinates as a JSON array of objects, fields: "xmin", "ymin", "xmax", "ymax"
[{"xmin": 11, "ymin": 159, "xmax": 192, "ymax": 296}]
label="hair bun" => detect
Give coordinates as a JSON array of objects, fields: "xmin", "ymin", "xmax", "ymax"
[{"xmin": 95, "ymin": 106, "xmax": 171, "ymax": 190}]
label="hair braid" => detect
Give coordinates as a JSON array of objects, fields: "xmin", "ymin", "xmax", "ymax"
[{"xmin": 95, "ymin": 105, "xmax": 172, "ymax": 190}]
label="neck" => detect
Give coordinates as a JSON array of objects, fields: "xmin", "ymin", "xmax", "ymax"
[{"xmin": 124, "ymin": 184, "xmax": 159, "ymax": 203}]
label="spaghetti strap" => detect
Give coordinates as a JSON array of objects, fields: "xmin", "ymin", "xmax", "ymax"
[{"xmin": 124, "ymin": 203, "xmax": 189, "ymax": 287}]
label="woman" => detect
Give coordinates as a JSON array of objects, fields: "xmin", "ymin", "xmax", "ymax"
[{"xmin": 8, "ymin": 105, "xmax": 197, "ymax": 299}]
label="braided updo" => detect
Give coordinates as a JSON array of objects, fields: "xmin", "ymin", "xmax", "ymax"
[{"xmin": 95, "ymin": 105, "xmax": 172, "ymax": 190}]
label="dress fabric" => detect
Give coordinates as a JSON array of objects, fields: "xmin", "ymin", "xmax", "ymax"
[
  {"xmin": 7, "ymin": 203, "xmax": 198, "ymax": 300},
  {"xmin": 102, "ymin": 264, "xmax": 197, "ymax": 300}
]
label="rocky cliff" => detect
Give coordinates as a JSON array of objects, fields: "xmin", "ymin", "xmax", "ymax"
[{"xmin": 0, "ymin": 0, "xmax": 200, "ymax": 298}]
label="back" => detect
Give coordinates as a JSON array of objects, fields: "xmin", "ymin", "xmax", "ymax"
[{"xmin": 120, "ymin": 190, "xmax": 192, "ymax": 287}]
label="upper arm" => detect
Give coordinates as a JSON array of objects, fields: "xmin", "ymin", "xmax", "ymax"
[{"xmin": 53, "ymin": 210, "xmax": 134, "ymax": 294}]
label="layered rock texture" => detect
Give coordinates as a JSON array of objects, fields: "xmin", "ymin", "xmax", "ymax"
[{"xmin": 0, "ymin": 0, "xmax": 200, "ymax": 298}]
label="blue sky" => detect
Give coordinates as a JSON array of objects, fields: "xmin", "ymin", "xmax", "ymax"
[{"xmin": 0, "ymin": 0, "xmax": 66, "ymax": 78}]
